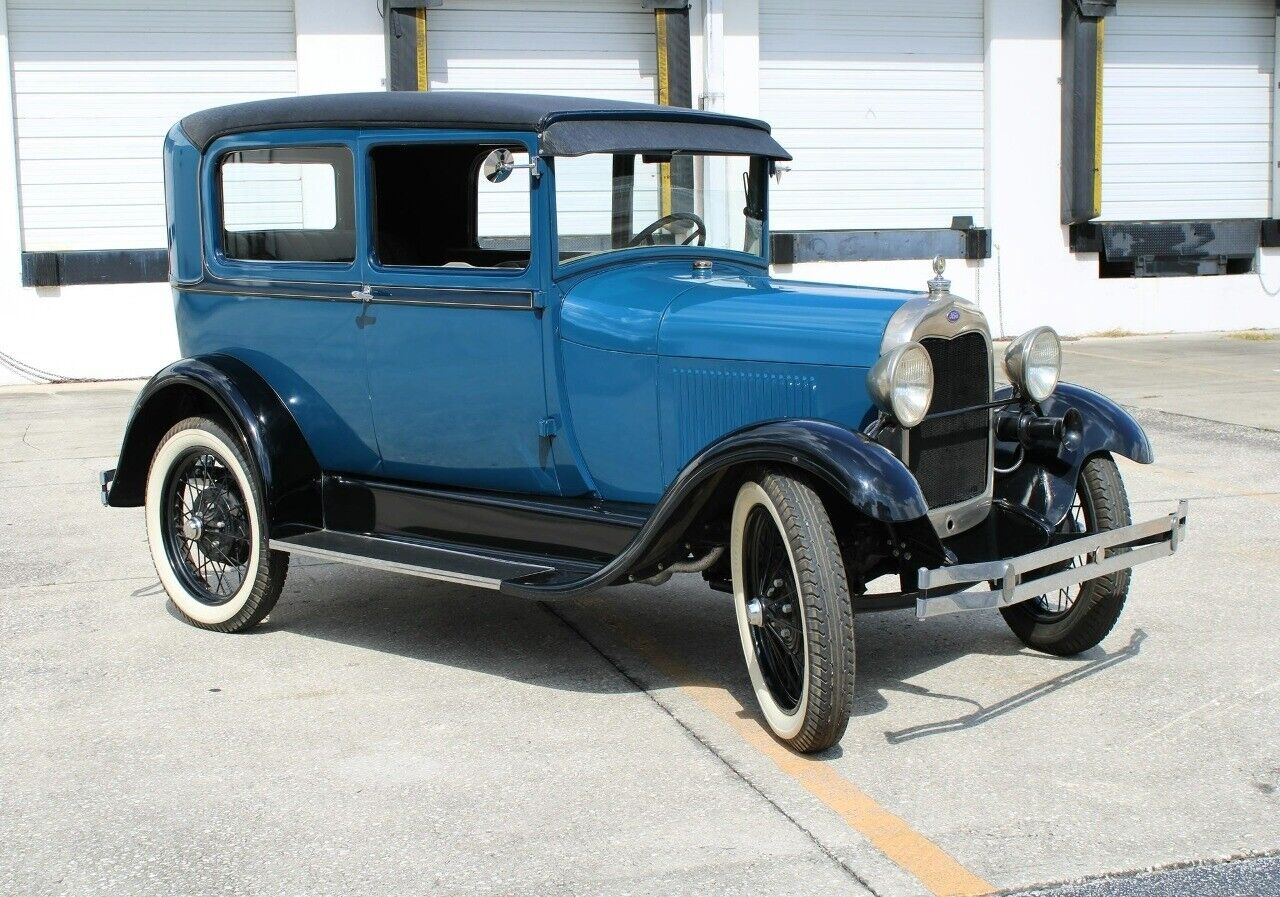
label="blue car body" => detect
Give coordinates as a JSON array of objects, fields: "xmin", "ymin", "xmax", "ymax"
[{"xmin": 105, "ymin": 91, "xmax": 1170, "ymax": 603}]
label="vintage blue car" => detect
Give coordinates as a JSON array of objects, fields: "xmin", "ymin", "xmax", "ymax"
[{"xmin": 101, "ymin": 93, "xmax": 1187, "ymax": 752}]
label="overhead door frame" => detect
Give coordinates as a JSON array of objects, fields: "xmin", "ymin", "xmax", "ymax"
[{"xmin": 1064, "ymin": 0, "xmax": 1280, "ymax": 276}]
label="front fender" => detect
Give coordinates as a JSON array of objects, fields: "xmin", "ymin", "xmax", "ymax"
[
  {"xmin": 106, "ymin": 354, "xmax": 321, "ymax": 537},
  {"xmin": 502, "ymin": 418, "xmax": 928, "ymax": 598},
  {"xmin": 1039, "ymin": 382, "xmax": 1154, "ymax": 464},
  {"xmin": 993, "ymin": 381, "xmax": 1152, "ymax": 530},
  {"xmin": 682, "ymin": 418, "xmax": 928, "ymax": 523}
]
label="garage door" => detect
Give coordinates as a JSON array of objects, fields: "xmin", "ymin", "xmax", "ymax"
[
  {"xmin": 759, "ymin": 0, "xmax": 986, "ymax": 232},
  {"xmin": 427, "ymin": 0, "xmax": 659, "ymax": 244},
  {"xmin": 1100, "ymin": 0, "xmax": 1276, "ymax": 221},
  {"xmin": 425, "ymin": 0, "xmax": 656, "ymax": 102},
  {"xmin": 7, "ymin": 0, "xmax": 298, "ymax": 252}
]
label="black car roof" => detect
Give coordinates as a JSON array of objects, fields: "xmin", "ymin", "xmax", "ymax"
[{"xmin": 178, "ymin": 91, "xmax": 792, "ymax": 160}]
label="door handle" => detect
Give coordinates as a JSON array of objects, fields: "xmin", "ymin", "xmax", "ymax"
[{"xmin": 353, "ymin": 286, "xmax": 376, "ymax": 327}]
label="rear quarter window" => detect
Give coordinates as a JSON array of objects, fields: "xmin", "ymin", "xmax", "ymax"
[{"xmin": 218, "ymin": 145, "xmax": 355, "ymax": 264}]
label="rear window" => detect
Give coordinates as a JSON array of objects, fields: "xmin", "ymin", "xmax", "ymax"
[{"xmin": 218, "ymin": 145, "xmax": 355, "ymax": 263}]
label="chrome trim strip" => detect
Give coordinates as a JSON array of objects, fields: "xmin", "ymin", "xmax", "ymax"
[
  {"xmin": 368, "ymin": 286, "xmax": 534, "ymax": 309},
  {"xmin": 177, "ymin": 285, "xmax": 361, "ymax": 303},
  {"xmin": 267, "ymin": 538, "xmax": 552, "ymax": 589},
  {"xmin": 175, "ymin": 281, "xmax": 536, "ymax": 309},
  {"xmin": 915, "ymin": 500, "xmax": 1189, "ymax": 620}
]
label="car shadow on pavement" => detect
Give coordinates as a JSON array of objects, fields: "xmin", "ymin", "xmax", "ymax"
[
  {"xmin": 249, "ymin": 563, "xmax": 642, "ymax": 695},
  {"xmin": 241, "ymin": 563, "xmax": 1148, "ymax": 741},
  {"xmin": 878, "ymin": 628, "xmax": 1147, "ymax": 743}
]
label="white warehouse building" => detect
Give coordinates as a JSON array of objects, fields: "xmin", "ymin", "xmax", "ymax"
[{"xmin": 2, "ymin": 0, "xmax": 1279, "ymax": 385}]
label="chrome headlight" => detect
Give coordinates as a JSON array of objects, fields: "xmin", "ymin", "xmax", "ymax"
[
  {"xmin": 868, "ymin": 342, "xmax": 934, "ymax": 428},
  {"xmin": 1004, "ymin": 326, "xmax": 1061, "ymax": 402}
]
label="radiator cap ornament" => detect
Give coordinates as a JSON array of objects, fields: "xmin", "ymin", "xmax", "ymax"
[{"xmin": 927, "ymin": 255, "xmax": 951, "ymax": 300}]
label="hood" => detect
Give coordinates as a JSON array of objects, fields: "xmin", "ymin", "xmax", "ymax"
[{"xmin": 559, "ymin": 259, "xmax": 914, "ymax": 365}]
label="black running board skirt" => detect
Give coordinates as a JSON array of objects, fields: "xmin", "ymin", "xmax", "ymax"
[{"xmin": 269, "ymin": 530, "xmax": 571, "ymax": 590}]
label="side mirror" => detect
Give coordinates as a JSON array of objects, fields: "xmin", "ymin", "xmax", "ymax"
[
  {"xmin": 482, "ymin": 148, "xmax": 540, "ymax": 182},
  {"xmin": 482, "ymin": 148, "xmax": 515, "ymax": 184}
]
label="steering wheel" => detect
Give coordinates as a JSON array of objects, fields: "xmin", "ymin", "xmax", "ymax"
[{"xmin": 628, "ymin": 212, "xmax": 707, "ymax": 248}]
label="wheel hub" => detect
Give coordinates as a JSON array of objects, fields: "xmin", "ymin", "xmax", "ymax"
[{"xmin": 181, "ymin": 514, "xmax": 204, "ymax": 541}]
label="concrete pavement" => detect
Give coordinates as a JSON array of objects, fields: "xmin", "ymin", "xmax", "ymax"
[{"xmin": 1, "ymin": 331, "xmax": 1278, "ymax": 896}]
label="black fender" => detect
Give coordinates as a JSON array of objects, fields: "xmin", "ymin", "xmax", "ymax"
[
  {"xmin": 993, "ymin": 381, "xmax": 1152, "ymax": 530},
  {"xmin": 1040, "ymin": 382, "xmax": 1154, "ymax": 464},
  {"xmin": 105, "ymin": 354, "xmax": 322, "ymax": 537},
  {"xmin": 502, "ymin": 418, "xmax": 927, "ymax": 598}
]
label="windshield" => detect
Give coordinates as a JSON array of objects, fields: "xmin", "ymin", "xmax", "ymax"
[{"xmin": 553, "ymin": 153, "xmax": 765, "ymax": 263}]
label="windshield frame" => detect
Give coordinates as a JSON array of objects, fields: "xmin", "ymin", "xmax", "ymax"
[{"xmin": 550, "ymin": 153, "xmax": 771, "ymax": 276}]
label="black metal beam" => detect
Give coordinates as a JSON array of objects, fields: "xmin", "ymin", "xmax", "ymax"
[
  {"xmin": 1070, "ymin": 219, "xmax": 1273, "ymax": 278},
  {"xmin": 21, "ymin": 249, "xmax": 169, "ymax": 287},
  {"xmin": 385, "ymin": 5, "xmax": 431, "ymax": 91},
  {"xmin": 1061, "ymin": 0, "xmax": 1114, "ymax": 225},
  {"xmin": 771, "ymin": 223, "xmax": 992, "ymax": 265}
]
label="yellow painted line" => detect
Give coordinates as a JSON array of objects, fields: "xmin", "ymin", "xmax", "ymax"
[
  {"xmin": 415, "ymin": 8, "xmax": 428, "ymax": 92},
  {"xmin": 655, "ymin": 8, "xmax": 673, "ymax": 216},
  {"xmin": 619, "ymin": 625, "xmax": 994, "ymax": 897},
  {"xmin": 1093, "ymin": 18, "xmax": 1105, "ymax": 216}
]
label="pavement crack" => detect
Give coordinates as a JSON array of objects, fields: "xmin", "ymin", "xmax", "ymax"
[{"xmin": 538, "ymin": 600, "xmax": 882, "ymax": 897}]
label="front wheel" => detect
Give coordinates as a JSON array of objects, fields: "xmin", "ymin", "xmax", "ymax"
[
  {"xmin": 730, "ymin": 471, "xmax": 855, "ymax": 753},
  {"xmin": 1000, "ymin": 454, "xmax": 1132, "ymax": 656},
  {"xmin": 144, "ymin": 416, "xmax": 288, "ymax": 633}
]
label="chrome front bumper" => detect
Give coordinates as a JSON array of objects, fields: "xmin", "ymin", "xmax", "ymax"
[{"xmin": 915, "ymin": 500, "xmax": 1189, "ymax": 620}]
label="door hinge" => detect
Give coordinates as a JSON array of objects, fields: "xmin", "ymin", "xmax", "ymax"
[{"xmin": 538, "ymin": 415, "xmax": 560, "ymax": 438}]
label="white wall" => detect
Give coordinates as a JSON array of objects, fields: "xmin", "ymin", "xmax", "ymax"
[
  {"xmin": 3, "ymin": 0, "xmax": 1278, "ymax": 387},
  {"xmin": 0, "ymin": 0, "xmax": 386, "ymax": 386},
  {"xmin": 758, "ymin": 0, "xmax": 1280, "ymax": 338}
]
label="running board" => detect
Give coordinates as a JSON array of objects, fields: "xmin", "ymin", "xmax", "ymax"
[{"xmin": 269, "ymin": 530, "xmax": 565, "ymax": 591}]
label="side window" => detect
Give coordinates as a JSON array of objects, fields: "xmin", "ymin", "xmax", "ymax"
[
  {"xmin": 219, "ymin": 146, "xmax": 355, "ymax": 263},
  {"xmin": 476, "ymin": 150, "xmax": 531, "ymax": 253},
  {"xmin": 370, "ymin": 143, "xmax": 530, "ymax": 269}
]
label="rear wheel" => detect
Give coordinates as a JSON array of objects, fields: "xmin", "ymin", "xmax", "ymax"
[
  {"xmin": 144, "ymin": 416, "xmax": 288, "ymax": 633},
  {"xmin": 1000, "ymin": 455, "xmax": 1131, "ymax": 656},
  {"xmin": 730, "ymin": 471, "xmax": 855, "ymax": 753}
]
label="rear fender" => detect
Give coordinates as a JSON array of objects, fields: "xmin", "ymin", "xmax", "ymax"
[{"xmin": 106, "ymin": 354, "xmax": 322, "ymax": 537}]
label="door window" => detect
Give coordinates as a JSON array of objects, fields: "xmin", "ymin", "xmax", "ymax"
[{"xmin": 369, "ymin": 143, "xmax": 531, "ymax": 270}]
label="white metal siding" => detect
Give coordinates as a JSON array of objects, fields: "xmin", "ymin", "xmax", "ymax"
[
  {"xmin": 7, "ymin": 0, "xmax": 298, "ymax": 252},
  {"xmin": 428, "ymin": 0, "xmax": 658, "ymax": 239},
  {"xmin": 426, "ymin": 0, "xmax": 656, "ymax": 102},
  {"xmin": 758, "ymin": 0, "xmax": 986, "ymax": 231},
  {"xmin": 1100, "ymin": 0, "xmax": 1276, "ymax": 221}
]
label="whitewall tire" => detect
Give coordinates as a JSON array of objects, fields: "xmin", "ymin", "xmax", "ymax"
[
  {"xmin": 144, "ymin": 417, "xmax": 288, "ymax": 632},
  {"xmin": 730, "ymin": 471, "xmax": 855, "ymax": 753}
]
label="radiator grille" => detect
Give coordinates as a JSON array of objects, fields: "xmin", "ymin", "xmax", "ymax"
[{"xmin": 909, "ymin": 332, "xmax": 991, "ymax": 508}]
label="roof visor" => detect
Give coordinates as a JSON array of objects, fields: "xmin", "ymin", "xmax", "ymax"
[
  {"xmin": 539, "ymin": 117, "xmax": 790, "ymax": 160},
  {"xmin": 178, "ymin": 91, "xmax": 791, "ymax": 161}
]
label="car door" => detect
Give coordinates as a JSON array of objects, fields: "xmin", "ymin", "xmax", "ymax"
[
  {"xmin": 191, "ymin": 132, "xmax": 381, "ymax": 476},
  {"xmin": 356, "ymin": 131, "xmax": 558, "ymax": 494}
]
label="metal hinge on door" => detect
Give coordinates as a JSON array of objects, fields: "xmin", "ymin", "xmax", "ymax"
[{"xmin": 538, "ymin": 416, "xmax": 560, "ymax": 438}]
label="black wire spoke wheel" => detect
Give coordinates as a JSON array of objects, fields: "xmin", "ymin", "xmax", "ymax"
[
  {"xmin": 1030, "ymin": 490, "xmax": 1092, "ymax": 621},
  {"xmin": 162, "ymin": 447, "xmax": 252, "ymax": 605},
  {"xmin": 743, "ymin": 506, "xmax": 806, "ymax": 712},
  {"xmin": 1000, "ymin": 455, "xmax": 1133, "ymax": 657},
  {"xmin": 731, "ymin": 473, "xmax": 855, "ymax": 753}
]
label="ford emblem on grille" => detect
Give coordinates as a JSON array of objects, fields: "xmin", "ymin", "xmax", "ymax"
[{"xmin": 947, "ymin": 309, "xmax": 961, "ymax": 322}]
